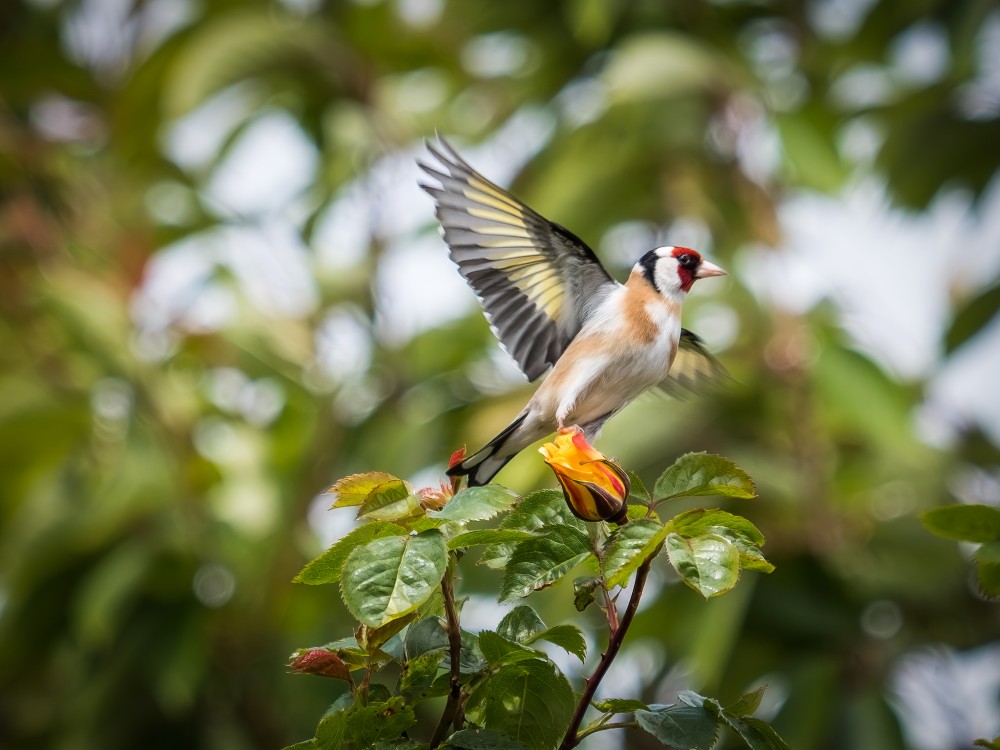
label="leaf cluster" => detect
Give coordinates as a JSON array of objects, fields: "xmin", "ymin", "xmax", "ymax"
[{"xmin": 287, "ymin": 453, "xmax": 784, "ymax": 749}]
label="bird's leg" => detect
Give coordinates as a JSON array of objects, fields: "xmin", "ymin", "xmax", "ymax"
[
  {"xmin": 580, "ymin": 412, "xmax": 613, "ymax": 443},
  {"xmin": 555, "ymin": 402, "xmax": 576, "ymax": 431}
]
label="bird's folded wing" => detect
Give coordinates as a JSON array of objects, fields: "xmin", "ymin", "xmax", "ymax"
[
  {"xmin": 420, "ymin": 138, "xmax": 616, "ymax": 381},
  {"xmin": 659, "ymin": 329, "xmax": 729, "ymax": 395}
]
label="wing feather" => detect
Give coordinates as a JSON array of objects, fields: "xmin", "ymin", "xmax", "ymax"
[
  {"xmin": 660, "ymin": 329, "xmax": 729, "ymax": 395},
  {"xmin": 420, "ymin": 137, "xmax": 617, "ymax": 380}
]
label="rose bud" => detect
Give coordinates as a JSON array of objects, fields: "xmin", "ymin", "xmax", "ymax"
[{"xmin": 539, "ymin": 426, "xmax": 630, "ymax": 524}]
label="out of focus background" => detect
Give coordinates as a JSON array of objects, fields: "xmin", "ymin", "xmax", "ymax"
[{"xmin": 2, "ymin": 0, "xmax": 999, "ymax": 748}]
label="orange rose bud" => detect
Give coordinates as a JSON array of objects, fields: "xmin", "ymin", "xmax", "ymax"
[{"xmin": 539, "ymin": 426, "xmax": 630, "ymax": 524}]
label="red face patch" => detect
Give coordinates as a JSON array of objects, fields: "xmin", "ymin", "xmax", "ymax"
[
  {"xmin": 670, "ymin": 247, "xmax": 702, "ymax": 292},
  {"xmin": 670, "ymin": 246, "xmax": 702, "ymax": 262}
]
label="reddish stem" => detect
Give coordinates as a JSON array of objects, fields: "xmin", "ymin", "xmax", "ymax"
[
  {"xmin": 429, "ymin": 555, "xmax": 463, "ymax": 748},
  {"xmin": 558, "ymin": 555, "xmax": 655, "ymax": 750}
]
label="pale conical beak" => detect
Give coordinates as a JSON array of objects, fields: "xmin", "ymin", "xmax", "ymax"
[{"xmin": 695, "ymin": 260, "xmax": 727, "ymax": 279}]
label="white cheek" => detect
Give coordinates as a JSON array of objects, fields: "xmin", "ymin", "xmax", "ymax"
[{"xmin": 658, "ymin": 265, "xmax": 691, "ymax": 301}]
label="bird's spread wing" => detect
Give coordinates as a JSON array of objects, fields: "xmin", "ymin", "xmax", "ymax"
[
  {"xmin": 420, "ymin": 138, "xmax": 617, "ymax": 381},
  {"xmin": 659, "ymin": 329, "xmax": 728, "ymax": 395}
]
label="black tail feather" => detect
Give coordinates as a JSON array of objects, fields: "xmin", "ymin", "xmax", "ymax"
[{"xmin": 447, "ymin": 412, "xmax": 528, "ymax": 486}]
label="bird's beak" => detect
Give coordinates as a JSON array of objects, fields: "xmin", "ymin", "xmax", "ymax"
[{"xmin": 695, "ymin": 260, "xmax": 727, "ymax": 279}]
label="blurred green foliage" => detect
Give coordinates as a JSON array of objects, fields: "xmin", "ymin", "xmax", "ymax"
[{"xmin": 1, "ymin": 0, "xmax": 998, "ymax": 748}]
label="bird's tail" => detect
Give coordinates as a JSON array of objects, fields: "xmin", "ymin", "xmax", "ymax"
[{"xmin": 447, "ymin": 412, "xmax": 529, "ymax": 487}]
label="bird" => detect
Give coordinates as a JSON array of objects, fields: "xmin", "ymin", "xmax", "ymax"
[{"xmin": 419, "ymin": 138, "xmax": 727, "ymax": 487}]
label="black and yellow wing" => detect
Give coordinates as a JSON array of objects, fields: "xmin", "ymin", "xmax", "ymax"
[
  {"xmin": 420, "ymin": 138, "xmax": 617, "ymax": 381},
  {"xmin": 660, "ymin": 329, "xmax": 729, "ymax": 395}
]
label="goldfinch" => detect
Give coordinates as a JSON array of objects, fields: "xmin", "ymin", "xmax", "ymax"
[{"xmin": 420, "ymin": 139, "xmax": 727, "ymax": 487}]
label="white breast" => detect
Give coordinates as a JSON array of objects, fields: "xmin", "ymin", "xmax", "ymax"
[{"xmin": 541, "ymin": 290, "xmax": 680, "ymax": 428}]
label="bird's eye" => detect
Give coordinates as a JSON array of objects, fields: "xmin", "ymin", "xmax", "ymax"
[{"xmin": 678, "ymin": 254, "xmax": 697, "ymax": 269}]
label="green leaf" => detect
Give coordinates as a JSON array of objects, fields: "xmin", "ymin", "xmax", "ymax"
[
  {"xmin": 677, "ymin": 690, "xmax": 709, "ymax": 708},
  {"xmin": 671, "ymin": 509, "xmax": 764, "ymax": 545},
  {"xmin": 497, "ymin": 605, "xmax": 546, "ymax": 644},
  {"xmin": 670, "ymin": 509, "xmax": 774, "ymax": 575},
  {"xmin": 340, "ymin": 530, "xmax": 449, "ymax": 627},
  {"xmin": 409, "ymin": 517, "xmax": 453, "ymax": 531},
  {"xmin": 921, "ymin": 504, "xmax": 1000, "ymax": 543},
  {"xmin": 480, "ymin": 490, "xmax": 587, "ymax": 569},
  {"xmin": 479, "ymin": 630, "xmax": 539, "ymax": 666},
  {"xmin": 603, "ymin": 519, "xmax": 667, "ymax": 588},
  {"xmin": 322, "ymin": 637, "xmax": 367, "ymax": 669},
  {"xmin": 358, "ymin": 611, "xmax": 418, "ymax": 653},
  {"xmin": 776, "ymin": 113, "xmax": 848, "ymax": 192},
  {"xmin": 315, "ymin": 699, "xmax": 350, "ymax": 750},
  {"xmin": 459, "ymin": 630, "xmax": 488, "ymax": 675},
  {"xmin": 665, "ymin": 532, "xmax": 740, "ymax": 598},
  {"xmin": 573, "ymin": 576, "xmax": 601, "ymax": 612},
  {"xmin": 434, "ymin": 485, "xmax": 519, "ymax": 523},
  {"xmin": 946, "ymin": 281, "xmax": 1000, "ymax": 353},
  {"xmin": 281, "ymin": 741, "xmax": 316, "ymax": 750},
  {"xmin": 294, "ymin": 522, "xmax": 406, "ymax": 585},
  {"xmin": 974, "ymin": 541, "xmax": 1000, "ymax": 597},
  {"xmin": 372, "ymin": 741, "xmax": 423, "ymax": 750},
  {"xmin": 627, "ymin": 470, "xmax": 651, "ymax": 504},
  {"xmin": 734, "ymin": 544, "xmax": 776, "ymax": 574},
  {"xmin": 398, "ymin": 650, "xmax": 444, "ymax": 698},
  {"xmin": 725, "ymin": 686, "xmax": 767, "ymax": 718},
  {"xmin": 975, "ymin": 737, "xmax": 1000, "ymax": 750},
  {"xmin": 526, "ymin": 624, "xmax": 587, "ymax": 663},
  {"xmin": 469, "ymin": 659, "xmax": 574, "ymax": 750},
  {"xmin": 340, "ymin": 699, "xmax": 417, "ymax": 749},
  {"xmin": 367, "ymin": 684, "xmax": 393, "ymax": 704},
  {"xmin": 626, "ymin": 503, "xmax": 656, "ymax": 522},
  {"xmin": 443, "ymin": 728, "xmax": 530, "ymax": 750},
  {"xmin": 716, "ymin": 712, "xmax": 790, "ymax": 750},
  {"xmin": 329, "ymin": 472, "xmax": 402, "ymax": 507},
  {"xmin": 162, "ymin": 9, "xmax": 322, "ymax": 117},
  {"xmin": 357, "ymin": 480, "xmax": 424, "ymax": 522},
  {"xmin": 499, "ymin": 525, "xmax": 592, "ymax": 602},
  {"xmin": 448, "ymin": 529, "xmax": 534, "ymax": 551},
  {"xmin": 592, "ymin": 698, "xmax": 650, "ymax": 714},
  {"xmin": 404, "ymin": 616, "xmax": 448, "ymax": 659},
  {"xmin": 654, "ymin": 453, "xmax": 756, "ymax": 502},
  {"xmin": 503, "ymin": 490, "xmax": 582, "ymax": 532},
  {"xmin": 635, "ymin": 704, "xmax": 721, "ymax": 750}
]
